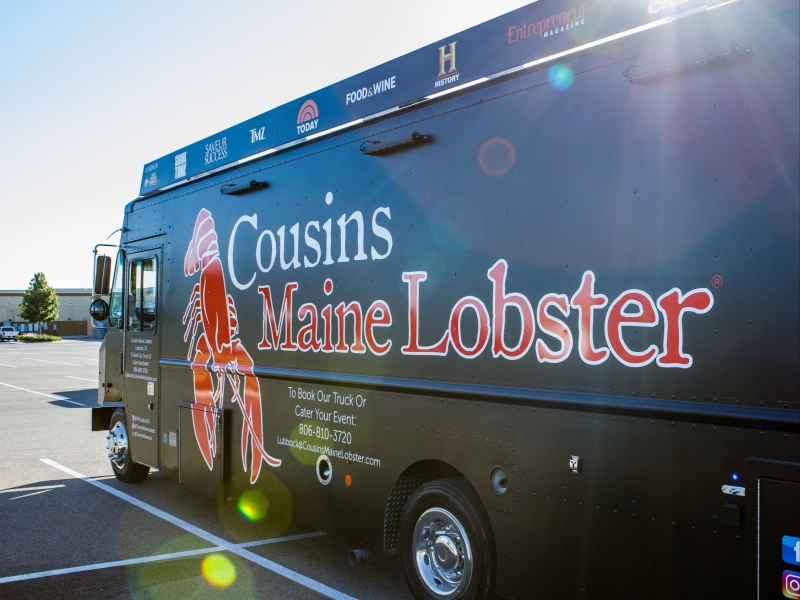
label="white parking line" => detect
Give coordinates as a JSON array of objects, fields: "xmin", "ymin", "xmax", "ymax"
[
  {"xmin": 0, "ymin": 483, "xmax": 64, "ymax": 500},
  {"xmin": 0, "ymin": 363, "xmax": 18, "ymax": 368},
  {"xmin": 7, "ymin": 490, "xmax": 52, "ymax": 500},
  {"xmin": 0, "ymin": 547, "xmax": 220, "ymax": 584},
  {"xmin": 0, "ymin": 387, "xmax": 85, "ymax": 392},
  {"xmin": 67, "ymin": 376, "xmax": 98, "ymax": 383},
  {"xmin": 0, "ymin": 381, "xmax": 67, "ymax": 400},
  {"xmin": 0, "ymin": 485, "xmax": 65, "ymax": 494},
  {"xmin": 0, "ymin": 382, "xmax": 85, "ymax": 406},
  {"xmin": 21, "ymin": 358, "xmax": 83, "ymax": 367},
  {"xmin": 238, "ymin": 531, "xmax": 327, "ymax": 548},
  {"xmin": 59, "ymin": 399, "xmax": 86, "ymax": 406},
  {"xmin": 0, "ymin": 531, "xmax": 328, "ymax": 585},
  {"xmin": 39, "ymin": 460, "xmax": 355, "ymax": 600}
]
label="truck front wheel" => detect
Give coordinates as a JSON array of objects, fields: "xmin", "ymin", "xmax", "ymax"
[
  {"xmin": 399, "ymin": 478, "xmax": 495, "ymax": 600},
  {"xmin": 108, "ymin": 408, "xmax": 149, "ymax": 483}
]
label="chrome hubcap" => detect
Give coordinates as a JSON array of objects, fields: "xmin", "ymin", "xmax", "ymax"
[
  {"xmin": 413, "ymin": 508, "xmax": 472, "ymax": 598},
  {"xmin": 107, "ymin": 420, "xmax": 128, "ymax": 468}
]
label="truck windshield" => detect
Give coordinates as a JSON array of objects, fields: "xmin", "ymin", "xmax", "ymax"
[
  {"xmin": 128, "ymin": 258, "xmax": 157, "ymax": 332},
  {"xmin": 108, "ymin": 251, "xmax": 124, "ymax": 328}
]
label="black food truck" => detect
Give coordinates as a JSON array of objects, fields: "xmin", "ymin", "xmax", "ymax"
[{"xmin": 89, "ymin": 0, "xmax": 800, "ymax": 597}]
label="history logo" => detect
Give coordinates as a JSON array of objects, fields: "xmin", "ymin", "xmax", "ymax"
[{"xmin": 434, "ymin": 41, "xmax": 459, "ymax": 89}]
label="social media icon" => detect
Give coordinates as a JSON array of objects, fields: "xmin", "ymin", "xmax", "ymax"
[
  {"xmin": 784, "ymin": 570, "xmax": 800, "ymax": 598},
  {"xmin": 785, "ymin": 536, "xmax": 800, "ymax": 566}
]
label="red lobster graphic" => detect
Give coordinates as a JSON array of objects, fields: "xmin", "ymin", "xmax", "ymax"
[{"xmin": 183, "ymin": 208, "xmax": 280, "ymax": 483}]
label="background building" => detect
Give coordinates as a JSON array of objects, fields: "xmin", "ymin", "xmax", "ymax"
[{"xmin": 0, "ymin": 288, "xmax": 96, "ymax": 336}]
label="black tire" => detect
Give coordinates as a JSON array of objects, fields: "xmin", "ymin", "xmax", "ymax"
[
  {"xmin": 399, "ymin": 477, "xmax": 496, "ymax": 600},
  {"xmin": 109, "ymin": 408, "xmax": 149, "ymax": 483}
]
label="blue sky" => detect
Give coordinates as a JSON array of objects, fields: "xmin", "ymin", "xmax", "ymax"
[{"xmin": 0, "ymin": 0, "xmax": 531, "ymax": 289}]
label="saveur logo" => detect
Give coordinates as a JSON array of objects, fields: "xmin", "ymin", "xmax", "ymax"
[{"xmin": 297, "ymin": 99, "xmax": 319, "ymax": 135}]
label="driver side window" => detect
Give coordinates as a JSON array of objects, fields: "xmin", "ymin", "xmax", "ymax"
[
  {"xmin": 127, "ymin": 258, "xmax": 157, "ymax": 332},
  {"xmin": 108, "ymin": 251, "xmax": 125, "ymax": 328}
]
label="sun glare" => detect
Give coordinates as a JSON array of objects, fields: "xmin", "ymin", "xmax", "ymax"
[
  {"xmin": 237, "ymin": 489, "xmax": 269, "ymax": 522},
  {"xmin": 201, "ymin": 553, "xmax": 237, "ymax": 588},
  {"xmin": 548, "ymin": 63, "xmax": 574, "ymax": 90}
]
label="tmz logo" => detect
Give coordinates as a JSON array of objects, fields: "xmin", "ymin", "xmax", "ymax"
[
  {"xmin": 255, "ymin": 260, "xmax": 713, "ymax": 369},
  {"xmin": 296, "ymin": 99, "xmax": 319, "ymax": 135},
  {"xmin": 250, "ymin": 126, "xmax": 265, "ymax": 143}
]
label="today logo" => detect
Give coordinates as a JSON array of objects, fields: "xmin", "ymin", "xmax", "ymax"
[{"xmin": 297, "ymin": 99, "xmax": 319, "ymax": 135}]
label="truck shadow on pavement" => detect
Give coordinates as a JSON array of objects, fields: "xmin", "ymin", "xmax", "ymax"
[{"xmin": 47, "ymin": 388, "xmax": 98, "ymax": 409}]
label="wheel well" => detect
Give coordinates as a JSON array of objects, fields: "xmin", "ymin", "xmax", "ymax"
[{"xmin": 383, "ymin": 459, "xmax": 467, "ymax": 551}]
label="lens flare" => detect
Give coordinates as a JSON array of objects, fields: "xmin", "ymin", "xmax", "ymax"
[
  {"xmin": 237, "ymin": 489, "xmax": 269, "ymax": 521},
  {"xmin": 548, "ymin": 63, "xmax": 574, "ymax": 90},
  {"xmin": 289, "ymin": 420, "xmax": 325, "ymax": 465},
  {"xmin": 201, "ymin": 553, "xmax": 236, "ymax": 588},
  {"xmin": 478, "ymin": 137, "xmax": 516, "ymax": 177}
]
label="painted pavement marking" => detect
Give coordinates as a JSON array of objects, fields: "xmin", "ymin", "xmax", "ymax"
[
  {"xmin": 0, "ymin": 381, "xmax": 68, "ymax": 400},
  {"xmin": 38, "ymin": 460, "xmax": 355, "ymax": 600},
  {"xmin": 237, "ymin": 532, "xmax": 326, "ymax": 548},
  {"xmin": 58, "ymin": 399, "xmax": 86, "ymax": 406},
  {"xmin": 0, "ymin": 381, "xmax": 86, "ymax": 406},
  {"xmin": 0, "ymin": 485, "xmax": 66, "ymax": 494},
  {"xmin": 1, "ymin": 484, "xmax": 66, "ymax": 501},
  {"xmin": 21, "ymin": 358, "xmax": 84, "ymax": 367},
  {"xmin": 0, "ymin": 532, "xmax": 327, "ymax": 585},
  {"xmin": 0, "ymin": 547, "xmax": 221, "ymax": 584}
]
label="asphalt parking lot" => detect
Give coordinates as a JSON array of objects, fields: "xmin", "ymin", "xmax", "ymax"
[{"xmin": 0, "ymin": 338, "xmax": 412, "ymax": 599}]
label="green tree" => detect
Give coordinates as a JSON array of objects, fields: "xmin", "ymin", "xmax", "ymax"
[{"xmin": 19, "ymin": 272, "xmax": 59, "ymax": 336}]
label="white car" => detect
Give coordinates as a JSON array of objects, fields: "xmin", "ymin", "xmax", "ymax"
[{"xmin": 0, "ymin": 326, "xmax": 19, "ymax": 342}]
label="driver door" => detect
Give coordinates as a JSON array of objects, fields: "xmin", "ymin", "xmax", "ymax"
[{"xmin": 124, "ymin": 251, "xmax": 162, "ymax": 469}]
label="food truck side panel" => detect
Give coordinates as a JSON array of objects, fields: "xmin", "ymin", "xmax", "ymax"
[{"xmin": 107, "ymin": 2, "xmax": 799, "ymax": 597}]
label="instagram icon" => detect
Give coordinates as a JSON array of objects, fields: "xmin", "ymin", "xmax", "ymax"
[{"xmin": 784, "ymin": 570, "xmax": 800, "ymax": 598}]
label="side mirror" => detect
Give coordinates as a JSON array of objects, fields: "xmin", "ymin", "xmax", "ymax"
[
  {"xmin": 94, "ymin": 255, "xmax": 112, "ymax": 295},
  {"xmin": 90, "ymin": 299, "xmax": 110, "ymax": 322}
]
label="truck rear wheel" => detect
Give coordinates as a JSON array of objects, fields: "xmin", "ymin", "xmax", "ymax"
[
  {"xmin": 108, "ymin": 408, "xmax": 149, "ymax": 483},
  {"xmin": 399, "ymin": 478, "xmax": 495, "ymax": 600}
]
